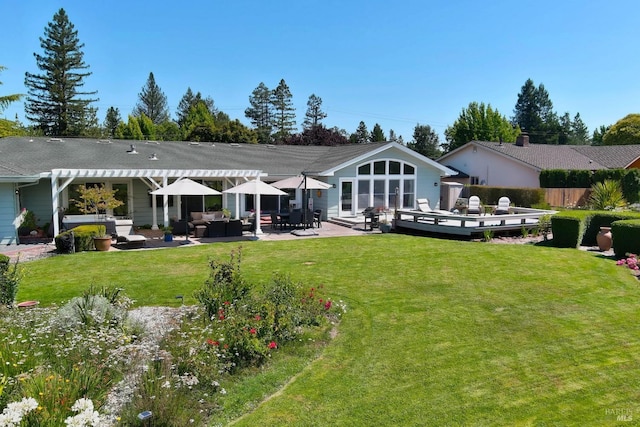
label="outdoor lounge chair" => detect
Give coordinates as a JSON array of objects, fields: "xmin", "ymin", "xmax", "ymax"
[
  {"xmin": 467, "ymin": 196, "xmax": 482, "ymax": 215},
  {"xmin": 415, "ymin": 198, "xmax": 454, "ymax": 215},
  {"xmin": 495, "ymin": 196, "xmax": 511, "ymax": 215},
  {"xmin": 114, "ymin": 219, "xmax": 147, "ymax": 248}
]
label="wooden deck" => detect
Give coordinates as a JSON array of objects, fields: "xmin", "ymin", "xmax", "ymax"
[{"xmin": 393, "ymin": 207, "xmax": 556, "ymax": 237}]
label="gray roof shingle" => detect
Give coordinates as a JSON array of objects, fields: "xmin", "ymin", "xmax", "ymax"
[
  {"xmin": 469, "ymin": 141, "xmax": 640, "ymax": 170},
  {"xmin": 0, "ymin": 137, "xmax": 392, "ymax": 178}
]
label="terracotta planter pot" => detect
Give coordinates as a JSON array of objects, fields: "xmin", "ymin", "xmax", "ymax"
[
  {"xmin": 596, "ymin": 226, "xmax": 613, "ymax": 251},
  {"xmin": 93, "ymin": 236, "xmax": 112, "ymax": 251}
]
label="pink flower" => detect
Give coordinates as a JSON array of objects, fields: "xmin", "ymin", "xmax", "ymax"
[
  {"xmin": 324, "ymin": 300, "xmax": 332, "ymax": 310},
  {"xmin": 249, "ymin": 328, "xmax": 257, "ymax": 334},
  {"xmin": 268, "ymin": 341, "xmax": 277, "ymax": 349}
]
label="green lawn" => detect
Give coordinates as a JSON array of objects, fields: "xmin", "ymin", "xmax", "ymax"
[{"xmin": 18, "ymin": 235, "xmax": 640, "ymax": 425}]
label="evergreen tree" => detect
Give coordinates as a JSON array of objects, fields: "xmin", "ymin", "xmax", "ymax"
[
  {"xmin": 133, "ymin": 72, "xmax": 170, "ymax": 124},
  {"xmin": 559, "ymin": 112, "xmax": 572, "ymax": 145},
  {"xmin": 407, "ymin": 124, "xmax": 441, "ymax": 159},
  {"xmin": 103, "ymin": 106, "xmax": 121, "ymax": 138},
  {"xmin": 350, "ymin": 121, "xmax": 369, "ymax": 144},
  {"xmin": 571, "ymin": 112, "xmax": 590, "ymax": 145},
  {"xmin": 270, "ymin": 79, "xmax": 296, "ymax": 143},
  {"xmin": 388, "ymin": 129, "xmax": 398, "ymax": 143},
  {"xmin": 512, "ymin": 79, "xmax": 560, "ymax": 144},
  {"xmin": 24, "ymin": 8, "xmax": 98, "ymax": 136},
  {"xmin": 0, "ymin": 66, "xmax": 22, "ymax": 112},
  {"xmin": 245, "ymin": 82, "xmax": 273, "ymax": 144},
  {"xmin": 303, "ymin": 94, "xmax": 327, "ymax": 129},
  {"xmin": 370, "ymin": 123, "xmax": 386, "ymax": 142},
  {"xmin": 176, "ymin": 87, "xmax": 216, "ymax": 128},
  {"xmin": 592, "ymin": 124, "xmax": 611, "ymax": 146}
]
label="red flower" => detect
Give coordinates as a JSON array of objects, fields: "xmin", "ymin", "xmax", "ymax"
[
  {"xmin": 324, "ymin": 300, "xmax": 332, "ymax": 310},
  {"xmin": 207, "ymin": 339, "xmax": 219, "ymax": 346},
  {"xmin": 224, "ymin": 301, "xmax": 231, "ymax": 306},
  {"xmin": 255, "ymin": 315, "xmax": 261, "ymax": 321},
  {"xmin": 250, "ymin": 328, "xmax": 257, "ymax": 334},
  {"xmin": 268, "ymin": 341, "xmax": 277, "ymax": 349},
  {"xmin": 218, "ymin": 314, "xmax": 225, "ymax": 320}
]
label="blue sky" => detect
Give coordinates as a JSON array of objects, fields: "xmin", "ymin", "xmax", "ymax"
[{"xmin": 2, "ymin": 0, "xmax": 639, "ymax": 142}]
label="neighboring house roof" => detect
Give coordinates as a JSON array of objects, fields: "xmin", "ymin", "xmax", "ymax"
[
  {"xmin": 438, "ymin": 140, "xmax": 640, "ymax": 172},
  {"xmin": 0, "ymin": 137, "xmax": 454, "ymax": 180},
  {"xmin": 571, "ymin": 145, "xmax": 640, "ymax": 169}
]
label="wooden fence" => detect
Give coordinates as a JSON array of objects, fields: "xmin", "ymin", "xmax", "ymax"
[{"xmin": 544, "ymin": 188, "xmax": 591, "ymax": 208}]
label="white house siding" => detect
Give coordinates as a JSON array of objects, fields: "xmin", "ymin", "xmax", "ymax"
[
  {"xmin": 441, "ymin": 145, "xmax": 539, "ymax": 188},
  {"xmin": 0, "ymin": 183, "xmax": 18, "ymax": 245}
]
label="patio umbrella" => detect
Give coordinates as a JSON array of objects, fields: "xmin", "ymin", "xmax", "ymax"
[
  {"xmin": 271, "ymin": 175, "xmax": 332, "ymax": 190},
  {"xmin": 151, "ymin": 178, "xmax": 221, "ymax": 242},
  {"xmin": 223, "ymin": 180, "xmax": 287, "ymax": 234},
  {"xmin": 272, "ymin": 175, "xmax": 331, "ymax": 231},
  {"xmin": 223, "ymin": 179, "xmax": 288, "ymax": 196}
]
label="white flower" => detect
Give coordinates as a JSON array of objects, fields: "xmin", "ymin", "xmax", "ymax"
[{"xmin": 71, "ymin": 398, "xmax": 94, "ymax": 413}]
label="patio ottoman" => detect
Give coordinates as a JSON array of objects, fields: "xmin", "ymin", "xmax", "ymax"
[{"xmin": 195, "ymin": 225, "xmax": 207, "ymax": 238}]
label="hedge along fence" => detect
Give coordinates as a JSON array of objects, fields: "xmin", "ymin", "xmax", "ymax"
[
  {"xmin": 611, "ymin": 219, "xmax": 640, "ymax": 258},
  {"xmin": 54, "ymin": 224, "xmax": 107, "ymax": 253},
  {"xmin": 540, "ymin": 168, "xmax": 640, "ymax": 204},
  {"xmin": 550, "ymin": 210, "xmax": 640, "ymax": 251},
  {"xmin": 464, "ymin": 185, "xmax": 546, "ymax": 207}
]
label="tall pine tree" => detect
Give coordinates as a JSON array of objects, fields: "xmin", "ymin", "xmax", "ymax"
[
  {"xmin": 245, "ymin": 82, "xmax": 273, "ymax": 144},
  {"xmin": 303, "ymin": 94, "xmax": 327, "ymax": 129},
  {"xmin": 512, "ymin": 78, "xmax": 559, "ymax": 144},
  {"xmin": 103, "ymin": 106, "xmax": 121, "ymax": 138},
  {"xmin": 370, "ymin": 123, "xmax": 386, "ymax": 142},
  {"xmin": 133, "ymin": 72, "xmax": 169, "ymax": 125},
  {"xmin": 270, "ymin": 79, "xmax": 296, "ymax": 143},
  {"xmin": 24, "ymin": 8, "xmax": 98, "ymax": 136}
]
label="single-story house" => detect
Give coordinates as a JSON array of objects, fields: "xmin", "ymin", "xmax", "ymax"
[
  {"xmin": 0, "ymin": 136, "xmax": 456, "ymax": 244},
  {"xmin": 437, "ymin": 134, "xmax": 640, "ymax": 188}
]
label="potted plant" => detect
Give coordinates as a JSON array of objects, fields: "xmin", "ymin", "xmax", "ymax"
[
  {"xmin": 163, "ymin": 226, "xmax": 173, "ymax": 242},
  {"xmin": 17, "ymin": 209, "xmax": 38, "ymax": 236},
  {"xmin": 92, "ymin": 225, "xmax": 112, "ymax": 251}
]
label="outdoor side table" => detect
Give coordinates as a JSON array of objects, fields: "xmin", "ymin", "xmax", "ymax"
[{"xmin": 195, "ymin": 225, "xmax": 207, "ymax": 238}]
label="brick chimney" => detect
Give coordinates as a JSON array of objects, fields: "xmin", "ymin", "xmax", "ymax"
[{"xmin": 515, "ymin": 132, "xmax": 529, "ymax": 147}]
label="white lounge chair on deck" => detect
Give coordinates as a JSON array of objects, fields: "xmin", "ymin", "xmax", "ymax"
[
  {"xmin": 495, "ymin": 197, "xmax": 511, "ymax": 215},
  {"xmin": 467, "ymin": 196, "xmax": 482, "ymax": 215},
  {"xmin": 114, "ymin": 219, "xmax": 147, "ymax": 248},
  {"xmin": 416, "ymin": 199, "xmax": 454, "ymax": 215}
]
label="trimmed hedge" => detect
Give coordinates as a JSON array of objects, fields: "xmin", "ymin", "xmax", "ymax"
[
  {"xmin": 466, "ymin": 185, "xmax": 545, "ymax": 207},
  {"xmin": 54, "ymin": 225, "xmax": 106, "ymax": 253},
  {"xmin": 611, "ymin": 219, "xmax": 640, "ymax": 259},
  {"xmin": 550, "ymin": 210, "xmax": 640, "ymax": 249}
]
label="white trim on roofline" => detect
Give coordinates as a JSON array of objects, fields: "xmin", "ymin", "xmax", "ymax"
[
  {"xmin": 50, "ymin": 169, "xmax": 265, "ymax": 179},
  {"xmin": 317, "ymin": 142, "xmax": 457, "ymax": 177}
]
